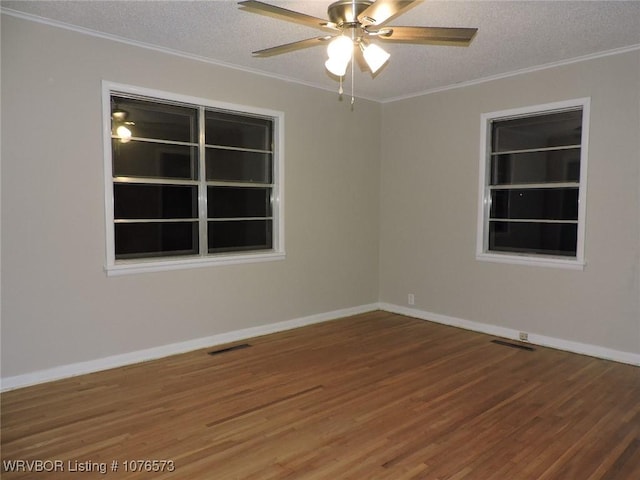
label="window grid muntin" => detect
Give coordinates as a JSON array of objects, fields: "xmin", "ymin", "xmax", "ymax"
[
  {"xmin": 488, "ymin": 182, "xmax": 579, "ymax": 190},
  {"xmin": 110, "ymin": 91, "xmax": 276, "ymax": 262},
  {"xmin": 490, "ymin": 144, "xmax": 581, "ymax": 156},
  {"xmin": 197, "ymin": 106, "xmax": 208, "ymax": 256}
]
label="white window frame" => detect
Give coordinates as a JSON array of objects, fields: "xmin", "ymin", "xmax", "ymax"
[
  {"xmin": 102, "ymin": 81, "xmax": 285, "ymax": 276},
  {"xmin": 476, "ymin": 98, "xmax": 590, "ymax": 270}
]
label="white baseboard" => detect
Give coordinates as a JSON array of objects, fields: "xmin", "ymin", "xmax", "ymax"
[
  {"xmin": 380, "ymin": 303, "xmax": 640, "ymax": 366},
  {"xmin": 0, "ymin": 303, "xmax": 379, "ymax": 392},
  {"xmin": 3, "ymin": 302, "xmax": 637, "ymax": 391}
]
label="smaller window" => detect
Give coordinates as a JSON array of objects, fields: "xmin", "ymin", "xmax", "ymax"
[{"xmin": 477, "ymin": 99, "xmax": 589, "ymax": 269}]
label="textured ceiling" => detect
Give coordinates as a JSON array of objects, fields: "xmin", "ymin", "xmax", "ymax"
[{"xmin": 3, "ymin": 0, "xmax": 640, "ymax": 101}]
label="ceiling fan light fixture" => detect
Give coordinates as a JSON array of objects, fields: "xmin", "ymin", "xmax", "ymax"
[
  {"xmin": 111, "ymin": 106, "xmax": 134, "ymax": 143},
  {"xmin": 111, "ymin": 109, "xmax": 128, "ymax": 122},
  {"xmin": 238, "ymin": 0, "xmax": 478, "ymax": 102},
  {"xmin": 361, "ymin": 42, "xmax": 390, "ymax": 74},
  {"xmin": 326, "ymin": 35, "xmax": 353, "ymax": 62},
  {"xmin": 325, "ymin": 56, "xmax": 350, "ymax": 76},
  {"xmin": 115, "ymin": 124, "xmax": 132, "ymax": 143}
]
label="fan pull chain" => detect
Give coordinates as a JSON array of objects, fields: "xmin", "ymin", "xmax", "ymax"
[
  {"xmin": 339, "ymin": 76, "xmax": 344, "ymax": 95},
  {"xmin": 350, "ymin": 55, "xmax": 355, "ymax": 107}
]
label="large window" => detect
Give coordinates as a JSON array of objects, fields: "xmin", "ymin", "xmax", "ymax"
[
  {"xmin": 477, "ymin": 99, "xmax": 589, "ymax": 269},
  {"xmin": 103, "ymin": 83, "xmax": 284, "ymax": 275}
]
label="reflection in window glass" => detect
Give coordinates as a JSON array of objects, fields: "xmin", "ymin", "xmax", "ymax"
[
  {"xmin": 112, "ymin": 96, "xmax": 198, "ymax": 143},
  {"xmin": 108, "ymin": 88, "xmax": 281, "ymax": 267},
  {"xmin": 112, "ymin": 142, "xmax": 197, "ymax": 180}
]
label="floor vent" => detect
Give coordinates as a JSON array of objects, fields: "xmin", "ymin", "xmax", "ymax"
[
  {"xmin": 208, "ymin": 343, "xmax": 251, "ymax": 356},
  {"xmin": 491, "ymin": 339, "xmax": 535, "ymax": 351}
]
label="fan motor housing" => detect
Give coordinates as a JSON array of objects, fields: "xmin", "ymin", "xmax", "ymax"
[{"xmin": 328, "ymin": 0, "xmax": 373, "ymax": 26}]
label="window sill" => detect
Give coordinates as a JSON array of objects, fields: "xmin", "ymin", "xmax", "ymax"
[
  {"xmin": 476, "ymin": 252, "xmax": 585, "ymax": 270},
  {"xmin": 105, "ymin": 251, "xmax": 286, "ymax": 276}
]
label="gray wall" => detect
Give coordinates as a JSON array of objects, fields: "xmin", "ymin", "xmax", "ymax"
[
  {"xmin": 1, "ymin": 15, "xmax": 381, "ymax": 378},
  {"xmin": 379, "ymin": 50, "xmax": 640, "ymax": 355},
  {"xmin": 2, "ymin": 14, "xmax": 639, "ymax": 382}
]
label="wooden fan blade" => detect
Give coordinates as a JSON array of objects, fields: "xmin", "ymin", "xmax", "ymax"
[
  {"xmin": 374, "ymin": 26, "xmax": 478, "ymax": 46},
  {"xmin": 238, "ymin": 1, "xmax": 337, "ymax": 32},
  {"xmin": 358, "ymin": 0, "xmax": 418, "ymax": 27},
  {"xmin": 251, "ymin": 36, "xmax": 333, "ymax": 57}
]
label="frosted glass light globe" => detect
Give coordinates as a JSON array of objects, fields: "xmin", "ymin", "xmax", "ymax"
[
  {"xmin": 327, "ymin": 36, "xmax": 353, "ymax": 61},
  {"xmin": 116, "ymin": 125, "xmax": 132, "ymax": 143}
]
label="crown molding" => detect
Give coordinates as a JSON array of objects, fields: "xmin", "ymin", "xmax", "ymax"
[
  {"xmin": 0, "ymin": 7, "xmax": 380, "ymax": 103},
  {"xmin": 5, "ymin": 7, "xmax": 638, "ymax": 105},
  {"xmin": 382, "ymin": 43, "xmax": 640, "ymax": 103}
]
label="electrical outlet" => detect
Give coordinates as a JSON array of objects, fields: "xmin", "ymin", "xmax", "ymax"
[
  {"xmin": 519, "ymin": 332, "xmax": 529, "ymax": 342},
  {"xmin": 408, "ymin": 294, "xmax": 415, "ymax": 306}
]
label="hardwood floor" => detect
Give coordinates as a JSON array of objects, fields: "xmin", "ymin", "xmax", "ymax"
[{"xmin": 2, "ymin": 311, "xmax": 639, "ymax": 479}]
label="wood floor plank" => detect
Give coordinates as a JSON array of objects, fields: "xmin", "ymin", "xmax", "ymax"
[{"xmin": 1, "ymin": 311, "xmax": 639, "ymax": 479}]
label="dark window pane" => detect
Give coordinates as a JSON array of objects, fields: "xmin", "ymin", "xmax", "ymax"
[
  {"xmin": 114, "ymin": 184, "xmax": 197, "ymax": 219},
  {"xmin": 112, "ymin": 140, "xmax": 197, "ymax": 180},
  {"xmin": 205, "ymin": 148, "xmax": 272, "ymax": 183},
  {"xmin": 489, "ymin": 221, "xmax": 577, "ymax": 257},
  {"xmin": 112, "ymin": 95, "xmax": 197, "ymax": 143},
  {"xmin": 115, "ymin": 222, "xmax": 198, "ymax": 259},
  {"xmin": 492, "ymin": 109, "xmax": 582, "ymax": 152},
  {"xmin": 490, "ymin": 188, "xmax": 578, "ymax": 220},
  {"xmin": 205, "ymin": 111, "xmax": 272, "ymax": 150},
  {"xmin": 490, "ymin": 149, "xmax": 580, "ymax": 185},
  {"xmin": 207, "ymin": 187, "xmax": 271, "ymax": 218},
  {"xmin": 208, "ymin": 220, "xmax": 272, "ymax": 253}
]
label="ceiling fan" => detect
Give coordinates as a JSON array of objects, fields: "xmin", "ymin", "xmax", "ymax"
[{"xmin": 238, "ymin": 0, "xmax": 477, "ymax": 89}]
